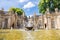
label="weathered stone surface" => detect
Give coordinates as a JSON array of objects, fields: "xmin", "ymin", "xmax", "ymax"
[{"xmin": 0, "ymin": 8, "xmax": 60, "ymax": 29}]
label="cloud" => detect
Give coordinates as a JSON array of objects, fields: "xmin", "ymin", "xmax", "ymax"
[
  {"xmin": 23, "ymin": 2, "xmax": 35, "ymax": 9},
  {"xmin": 19, "ymin": 0, "xmax": 28, "ymax": 3}
]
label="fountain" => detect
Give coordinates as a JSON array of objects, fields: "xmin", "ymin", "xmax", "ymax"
[
  {"xmin": 25, "ymin": 19, "xmax": 33, "ymax": 30},
  {"xmin": 22, "ymin": 18, "xmax": 34, "ymax": 40}
]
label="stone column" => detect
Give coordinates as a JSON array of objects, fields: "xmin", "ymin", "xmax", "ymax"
[
  {"xmin": 7, "ymin": 17, "xmax": 11, "ymax": 29},
  {"xmin": 14, "ymin": 19, "xmax": 17, "ymax": 29},
  {"xmin": 56, "ymin": 16, "xmax": 60, "ymax": 29},
  {"xmin": 54, "ymin": 16, "xmax": 57, "ymax": 29},
  {"xmin": 44, "ymin": 15, "xmax": 47, "ymax": 29},
  {"xmin": 47, "ymin": 17, "xmax": 51, "ymax": 29},
  {"xmin": 23, "ymin": 19, "xmax": 25, "ymax": 29},
  {"xmin": 22, "ymin": 13, "xmax": 25, "ymax": 29},
  {"xmin": 33, "ymin": 13, "xmax": 37, "ymax": 30},
  {"xmin": 0, "ymin": 15, "xmax": 2, "ymax": 29},
  {"xmin": 42, "ymin": 15, "xmax": 45, "ymax": 29},
  {"xmin": 46, "ymin": 8, "xmax": 51, "ymax": 29},
  {"xmin": 14, "ymin": 13, "xmax": 18, "ymax": 29},
  {"xmin": 2, "ymin": 20, "xmax": 5, "ymax": 29},
  {"xmin": 55, "ymin": 8, "xmax": 59, "ymax": 29}
]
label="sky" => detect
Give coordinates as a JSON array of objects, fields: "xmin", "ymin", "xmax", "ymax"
[{"xmin": 0, "ymin": 0, "xmax": 39, "ymax": 16}]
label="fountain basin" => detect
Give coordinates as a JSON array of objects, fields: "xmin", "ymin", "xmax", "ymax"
[{"xmin": 26, "ymin": 27, "xmax": 33, "ymax": 30}]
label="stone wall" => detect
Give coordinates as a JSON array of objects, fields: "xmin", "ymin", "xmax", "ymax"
[{"xmin": 0, "ymin": 8, "xmax": 60, "ymax": 30}]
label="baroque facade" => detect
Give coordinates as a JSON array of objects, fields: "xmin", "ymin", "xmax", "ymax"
[
  {"xmin": 0, "ymin": 8, "xmax": 27, "ymax": 29},
  {"xmin": 0, "ymin": 8, "xmax": 60, "ymax": 30},
  {"xmin": 33, "ymin": 8, "xmax": 60, "ymax": 30}
]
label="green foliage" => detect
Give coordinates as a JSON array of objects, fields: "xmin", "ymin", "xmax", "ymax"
[
  {"xmin": 9, "ymin": 7, "xmax": 24, "ymax": 15},
  {"xmin": 38, "ymin": 0, "xmax": 60, "ymax": 14},
  {"xmin": 16, "ymin": 8, "xmax": 24, "ymax": 15}
]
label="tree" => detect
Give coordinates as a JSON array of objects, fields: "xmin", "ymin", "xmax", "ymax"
[
  {"xmin": 9, "ymin": 7, "xmax": 24, "ymax": 15},
  {"xmin": 38, "ymin": 0, "xmax": 60, "ymax": 14}
]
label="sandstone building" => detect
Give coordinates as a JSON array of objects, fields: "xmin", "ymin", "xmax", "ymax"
[
  {"xmin": 32, "ymin": 8, "xmax": 60, "ymax": 30},
  {"xmin": 0, "ymin": 8, "xmax": 27, "ymax": 29},
  {"xmin": 0, "ymin": 8, "xmax": 60, "ymax": 30}
]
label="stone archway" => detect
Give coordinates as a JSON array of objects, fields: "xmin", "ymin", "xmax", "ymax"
[
  {"xmin": 11, "ymin": 23, "xmax": 14, "ymax": 28},
  {"xmin": 45, "ymin": 24, "xmax": 47, "ymax": 29}
]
